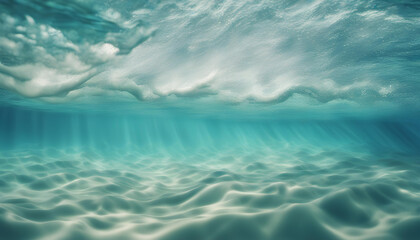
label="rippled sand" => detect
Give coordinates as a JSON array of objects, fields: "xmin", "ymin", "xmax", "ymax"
[{"xmin": 1, "ymin": 148, "xmax": 419, "ymax": 240}]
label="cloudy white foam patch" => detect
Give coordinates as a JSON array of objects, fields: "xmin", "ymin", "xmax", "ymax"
[
  {"xmin": 0, "ymin": 0, "xmax": 419, "ymax": 107},
  {"xmin": 0, "ymin": 0, "xmax": 152, "ymax": 99}
]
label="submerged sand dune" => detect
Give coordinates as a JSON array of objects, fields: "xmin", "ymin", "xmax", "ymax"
[
  {"xmin": 1, "ymin": 0, "xmax": 419, "ymax": 239},
  {"xmin": 1, "ymin": 148, "xmax": 419, "ymax": 240}
]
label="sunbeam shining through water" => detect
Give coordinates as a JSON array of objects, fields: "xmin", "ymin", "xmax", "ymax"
[{"xmin": 0, "ymin": 0, "xmax": 420, "ymax": 240}]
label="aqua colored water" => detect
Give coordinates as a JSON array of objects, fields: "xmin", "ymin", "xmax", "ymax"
[{"xmin": 1, "ymin": 0, "xmax": 420, "ymax": 240}]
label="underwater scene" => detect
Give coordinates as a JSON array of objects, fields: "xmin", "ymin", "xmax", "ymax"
[{"xmin": 1, "ymin": 0, "xmax": 420, "ymax": 240}]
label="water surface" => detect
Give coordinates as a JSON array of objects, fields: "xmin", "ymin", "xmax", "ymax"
[{"xmin": 1, "ymin": 0, "xmax": 420, "ymax": 239}]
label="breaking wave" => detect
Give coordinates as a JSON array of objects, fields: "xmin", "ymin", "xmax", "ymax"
[
  {"xmin": 1, "ymin": 1, "xmax": 420, "ymax": 240},
  {"xmin": 1, "ymin": 0, "xmax": 419, "ymax": 110}
]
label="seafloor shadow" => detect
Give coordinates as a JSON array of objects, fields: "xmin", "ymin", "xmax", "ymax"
[{"xmin": 1, "ymin": 148, "xmax": 420, "ymax": 240}]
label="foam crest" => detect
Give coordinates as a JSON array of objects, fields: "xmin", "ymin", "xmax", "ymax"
[
  {"xmin": 0, "ymin": 0, "xmax": 419, "ymax": 110},
  {"xmin": 0, "ymin": 0, "xmax": 153, "ymax": 98}
]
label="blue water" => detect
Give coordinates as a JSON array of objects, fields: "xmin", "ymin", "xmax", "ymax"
[{"xmin": 1, "ymin": 0, "xmax": 420, "ymax": 239}]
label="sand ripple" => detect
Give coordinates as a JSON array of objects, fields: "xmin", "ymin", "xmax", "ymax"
[{"xmin": 1, "ymin": 149, "xmax": 420, "ymax": 240}]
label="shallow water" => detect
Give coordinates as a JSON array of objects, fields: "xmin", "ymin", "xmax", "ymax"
[
  {"xmin": 2, "ymin": 148, "xmax": 420, "ymax": 240},
  {"xmin": 1, "ymin": 107, "xmax": 420, "ymax": 240},
  {"xmin": 1, "ymin": 0, "xmax": 420, "ymax": 239}
]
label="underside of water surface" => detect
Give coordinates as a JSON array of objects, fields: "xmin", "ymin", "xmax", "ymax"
[{"xmin": 1, "ymin": 0, "xmax": 420, "ymax": 240}]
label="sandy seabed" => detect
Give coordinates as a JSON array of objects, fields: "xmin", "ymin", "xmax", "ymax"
[{"xmin": 1, "ymin": 147, "xmax": 419, "ymax": 240}]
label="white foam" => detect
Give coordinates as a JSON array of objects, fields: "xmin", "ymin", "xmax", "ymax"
[{"xmin": 0, "ymin": 0, "xmax": 416, "ymax": 109}]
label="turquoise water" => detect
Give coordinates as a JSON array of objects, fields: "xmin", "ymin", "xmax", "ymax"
[
  {"xmin": 1, "ymin": 0, "xmax": 420, "ymax": 239},
  {"xmin": 1, "ymin": 106, "xmax": 420, "ymax": 240}
]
